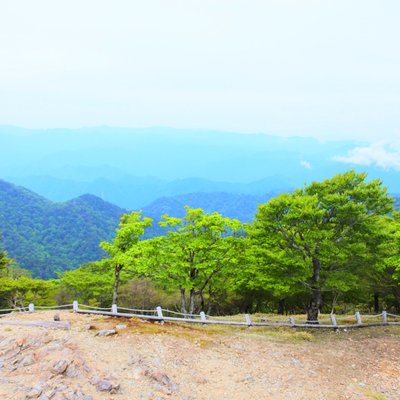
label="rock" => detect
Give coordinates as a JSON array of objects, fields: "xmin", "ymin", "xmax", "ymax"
[
  {"xmin": 51, "ymin": 393, "xmax": 66, "ymax": 400},
  {"xmin": 53, "ymin": 314, "xmax": 61, "ymax": 321},
  {"xmin": 291, "ymin": 358, "xmax": 301, "ymax": 366},
  {"xmin": 65, "ymin": 363, "xmax": 81, "ymax": 378},
  {"xmin": 90, "ymin": 375, "xmax": 120, "ymax": 393},
  {"xmin": 85, "ymin": 324, "xmax": 96, "ymax": 331},
  {"xmin": 19, "ymin": 355, "xmax": 35, "ymax": 367},
  {"xmin": 148, "ymin": 371, "xmax": 179, "ymax": 394},
  {"xmin": 39, "ymin": 389, "xmax": 56, "ymax": 400},
  {"xmin": 115, "ymin": 324, "xmax": 127, "ymax": 330},
  {"xmin": 51, "ymin": 359, "xmax": 70, "ymax": 375},
  {"xmin": 242, "ymin": 374, "xmax": 253, "ymax": 383},
  {"xmin": 26, "ymin": 383, "xmax": 45, "ymax": 398},
  {"xmin": 95, "ymin": 329, "xmax": 117, "ymax": 337},
  {"xmin": 62, "ymin": 388, "xmax": 93, "ymax": 400}
]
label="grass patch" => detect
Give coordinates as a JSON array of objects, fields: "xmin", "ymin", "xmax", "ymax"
[
  {"xmin": 361, "ymin": 387, "xmax": 387, "ymax": 400},
  {"xmin": 242, "ymin": 327, "xmax": 315, "ymax": 342}
]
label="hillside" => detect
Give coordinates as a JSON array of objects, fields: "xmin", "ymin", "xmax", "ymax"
[
  {"xmin": 2, "ymin": 177, "xmax": 398, "ymax": 279},
  {"xmin": 0, "ymin": 179, "xmax": 273, "ymax": 278},
  {"xmin": 0, "ymin": 180, "xmax": 126, "ymax": 278},
  {"xmin": 8, "ymin": 175, "xmax": 290, "ymax": 210}
]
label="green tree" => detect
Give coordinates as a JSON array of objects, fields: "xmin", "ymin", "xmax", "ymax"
[
  {"xmin": 0, "ymin": 233, "xmax": 12, "ymax": 273},
  {"xmin": 249, "ymin": 171, "xmax": 394, "ymax": 322},
  {"xmin": 145, "ymin": 207, "xmax": 244, "ymax": 314},
  {"xmin": 0, "ymin": 276, "xmax": 55, "ymax": 308},
  {"xmin": 380, "ymin": 212, "xmax": 400, "ymax": 312},
  {"xmin": 59, "ymin": 261, "xmax": 114, "ymax": 306},
  {"xmin": 100, "ymin": 212, "xmax": 152, "ymax": 304}
]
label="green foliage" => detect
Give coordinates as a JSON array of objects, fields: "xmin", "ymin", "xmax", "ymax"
[
  {"xmin": 59, "ymin": 261, "xmax": 113, "ymax": 306},
  {"xmin": 100, "ymin": 212, "xmax": 153, "ymax": 304},
  {"xmin": 118, "ymin": 278, "xmax": 180, "ymax": 310},
  {"xmin": 3, "ymin": 171, "xmax": 400, "ymax": 319},
  {"xmin": 248, "ymin": 171, "xmax": 394, "ymax": 319},
  {"xmin": 0, "ymin": 180, "xmax": 125, "ymax": 278},
  {"xmin": 0, "ymin": 275, "xmax": 56, "ymax": 309},
  {"xmin": 143, "ymin": 206, "xmax": 245, "ymax": 313}
]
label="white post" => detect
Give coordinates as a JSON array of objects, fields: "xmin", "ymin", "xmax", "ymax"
[
  {"xmin": 355, "ymin": 311, "xmax": 362, "ymax": 325},
  {"xmin": 111, "ymin": 304, "xmax": 118, "ymax": 314},
  {"xmin": 330, "ymin": 314, "xmax": 337, "ymax": 327},
  {"xmin": 245, "ymin": 314, "xmax": 252, "ymax": 326},
  {"xmin": 28, "ymin": 303, "xmax": 34, "ymax": 313},
  {"xmin": 200, "ymin": 311, "xmax": 207, "ymax": 323},
  {"xmin": 156, "ymin": 306, "xmax": 164, "ymax": 321},
  {"xmin": 289, "ymin": 316, "xmax": 295, "ymax": 326},
  {"xmin": 382, "ymin": 311, "xmax": 387, "ymax": 324},
  {"xmin": 73, "ymin": 301, "xmax": 79, "ymax": 312}
]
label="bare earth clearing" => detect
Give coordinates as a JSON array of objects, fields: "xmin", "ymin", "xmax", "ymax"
[{"xmin": 0, "ymin": 311, "xmax": 399, "ymax": 400}]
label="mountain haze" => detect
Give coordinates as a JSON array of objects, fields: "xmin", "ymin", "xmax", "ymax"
[{"xmin": 3, "ymin": 126, "xmax": 400, "ymax": 209}]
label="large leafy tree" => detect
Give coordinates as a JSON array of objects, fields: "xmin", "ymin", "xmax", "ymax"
[
  {"xmin": 59, "ymin": 261, "xmax": 114, "ymax": 306},
  {"xmin": 380, "ymin": 212, "xmax": 400, "ymax": 311},
  {"xmin": 145, "ymin": 207, "xmax": 244, "ymax": 314},
  {"xmin": 249, "ymin": 171, "xmax": 394, "ymax": 322},
  {"xmin": 100, "ymin": 212, "xmax": 152, "ymax": 304}
]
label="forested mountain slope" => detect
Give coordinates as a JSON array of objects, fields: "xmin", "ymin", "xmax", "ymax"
[
  {"xmin": 0, "ymin": 179, "xmax": 125, "ymax": 278},
  {"xmin": 1, "ymin": 177, "xmax": 398, "ymax": 279}
]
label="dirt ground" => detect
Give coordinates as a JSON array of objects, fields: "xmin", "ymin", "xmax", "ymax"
[{"xmin": 0, "ymin": 311, "xmax": 399, "ymax": 400}]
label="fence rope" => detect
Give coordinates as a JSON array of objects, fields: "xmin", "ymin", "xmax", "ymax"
[
  {"xmin": 0, "ymin": 303, "xmax": 399, "ymax": 328},
  {"xmin": 77, "ymin": 304, "xmax": 112, "ymax": 311},
  {"xmin": 162, "ymin": 309, "xmax": 200, "ymax": 318},
  {"xmin": 116, "ymin": 307, "xmax": 157, "ymax": 314},
  {"xmin": 35, "ymin": 304, "xmax": 73, "ymax": 309}
]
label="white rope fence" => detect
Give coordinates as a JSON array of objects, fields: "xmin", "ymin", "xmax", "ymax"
[{"xmin": 1, "ymin": 302, "xmax": 400, "ymax": 329}]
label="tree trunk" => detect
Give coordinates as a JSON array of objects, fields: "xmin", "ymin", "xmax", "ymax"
[
  {"xmin": 112, "ymin": 264, "xmax": 122, "ymax": 305},
  {"xmin": 307, "ymin": 258, "xmax": 322, "ymax": 324},
  {"xmin": 180, "ymin": 288, "xmax": 187, "ymax": 314},
  {"xmin": 278, "ymin": 299, "xmax": 285, "ymax": 315},
  {"xmin": 189, "ymin": 289, "xmax": 196, "ymax": 315},
  {"xmin": 374, "ymin": 291, "xmax": 379, "ymax": 313},
  {"xmin": 199, "ymin": 291, "xmax": 205, "ymax": 312}
]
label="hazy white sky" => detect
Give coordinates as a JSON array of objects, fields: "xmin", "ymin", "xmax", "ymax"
[{"xmin": 1, "ymin": 0, "xmax": 399, "ymax": 141}]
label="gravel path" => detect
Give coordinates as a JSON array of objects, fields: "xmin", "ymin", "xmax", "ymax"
[{"xmin": 0, "ymin": 311, "xmax": 399, "ymax": 399}]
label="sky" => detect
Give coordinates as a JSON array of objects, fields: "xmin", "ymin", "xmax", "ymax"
[{"xmin": 0, "ymin": 0, "xmax": 399, "ymax": 143}]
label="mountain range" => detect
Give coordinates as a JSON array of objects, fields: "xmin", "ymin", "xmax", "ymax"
[
  {"xmin": 2, "ymin": 126, "xmax": 400, "ymax": 210},
  {"xmin": 2, "ymin": 126, "xmax": 400, "ymax": 278},
  {"xmin": 0, "ymin": 179, "xmax": 272, "ymax": 278}
]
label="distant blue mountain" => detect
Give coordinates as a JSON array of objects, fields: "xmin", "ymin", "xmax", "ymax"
[{"xmin": 1, "ymin": 126, "xmax": 399, "ymax": 209}]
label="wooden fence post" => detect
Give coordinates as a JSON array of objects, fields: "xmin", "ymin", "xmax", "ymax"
[
  {"xmin": 330, "ymin": 314, "xmax": 337, "ymax": 327},
  {"xmin": 245, "ymin": 314, "xmax": 252, "ymax": 327},
  {"xmin": 355, "ymin": 311, "xmax": 362, "ymax": 325},
  {"xmin": 200, "ymin": 311, "xmax": 207, "ymax": 323},
  {"xmin": 382, "ymin": 311, "xmax": 387, "ymax": 324},
  {"xmin": 28, "ymin": 303, "xmax": 34, "ymax": 313},
  {"xmin": 156, "ymin": 306, "xmax": 164, "ymax": 323},
  {"xmin": 111, "ymin": 304, "xmax": 118, "ymax": 314},
  {"xmin": 73, "ymin": 301, "xmax": 79, "ymax": 312}
]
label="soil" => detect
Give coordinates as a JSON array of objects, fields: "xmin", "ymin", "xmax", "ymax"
[{"xmin": 0, "ymin": 311, "xmax": 399, "ymax": 399}]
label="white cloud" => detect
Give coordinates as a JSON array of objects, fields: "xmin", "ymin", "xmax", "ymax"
[
  {"xmin": 300, "ymin": 160, "xmax": 312, "ymax": 169},
  {"xmin": 333, "ymin": 142, "xmax": 400, "ymax": 170}
]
